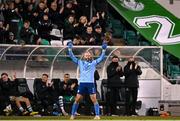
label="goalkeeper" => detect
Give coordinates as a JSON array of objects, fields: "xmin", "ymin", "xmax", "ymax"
[{"xmin": 67, "ymin": 41, "xmax": 107, "ymax": 120}]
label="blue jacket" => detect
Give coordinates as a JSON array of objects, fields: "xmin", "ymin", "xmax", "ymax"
[{"xmin": 68, "ymin": 48, "xmax": 106, "ymax": 83}]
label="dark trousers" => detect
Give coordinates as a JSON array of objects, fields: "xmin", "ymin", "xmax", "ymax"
[
  {"xmin": 125, "ymin": 87, "xmax": 138, "ymax": 115},
  {"xmin": 106, "ymin": 87, "xmax": 120, "ymax": 115},
  {"xmin": 0, "ymin": 96, "xmax": 10, "ymax": 115}
]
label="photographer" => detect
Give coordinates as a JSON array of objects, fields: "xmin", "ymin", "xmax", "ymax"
[{"xmin": 124, "ymin": 57, "xmax": 142, "ymax": 116}]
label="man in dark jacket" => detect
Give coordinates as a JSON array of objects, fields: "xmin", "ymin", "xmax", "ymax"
[
  {"xmin": 0, "ymin": 73, "xmax": 37, "ymax": 116},
  {"xmin": 106, "ymin": 55, "xmax": 123, "ymax": 115},
  {"xmin": 19, "ymin": 20, "xmax": 35, "ymax": 44},
  {"xmin": 61, "ymin": 73, "xmax": 78, "ymax": 101},
  {"xmin": 0, "ymin": 20, "xmax": 8, "ymax": 44},
  {"xmin": 37, "ymin": 14, "xmax": 60, "ymax": 43},
  {"xmin": 124, "ymin": 57, "xmax": 142, "ymax": 116},
  {"xmin": 36, "ymin": 74, "xmax": 57, "ymax": 114},
  {"xmin": 36, "ymin": 74, "xmax": 68, "ymax": 116}
]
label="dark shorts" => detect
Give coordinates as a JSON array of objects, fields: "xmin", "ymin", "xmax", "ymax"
[{"xmin": 77, "ymin": 83, "xmax": 96, "ymax": 95}]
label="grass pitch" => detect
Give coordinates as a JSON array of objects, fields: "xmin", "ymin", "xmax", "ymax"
[{"xmin": 1, "ymin": 116, "xmax": 180, "ymax": 120}]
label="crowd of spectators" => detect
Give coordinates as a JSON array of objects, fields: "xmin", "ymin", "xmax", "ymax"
[{"xmin": 0, "ymin": 0, "xmax": 113, "ymax": 46}]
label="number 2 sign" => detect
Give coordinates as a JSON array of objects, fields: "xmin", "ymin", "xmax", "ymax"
[{"xmin": 133, "ymin": 15, "xmax": 180, "ymax": 45}]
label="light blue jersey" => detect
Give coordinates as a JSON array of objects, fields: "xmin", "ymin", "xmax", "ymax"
[{"xmin": 68, "ymin": 49, "xmax": 106, "ymax": 83}]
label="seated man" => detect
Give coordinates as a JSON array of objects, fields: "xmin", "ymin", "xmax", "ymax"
[
  {"xmin": 36, "ymin": 74, "xmax": 68, "ymax": 116},
  {"xmin": 59, "ymin": 74, "xmax": 79, "ymax": 115},
  {"xmin": 0, "ymin": 73, "xmax": 38, "ymax": 116},
  {"xmin": 61, "ymin": 74, "xmax": 78, "ymax": 103}
]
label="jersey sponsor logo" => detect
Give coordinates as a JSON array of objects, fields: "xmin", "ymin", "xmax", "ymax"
[
  {"xmin": 133, "ymin": 15, "xmax": 180, "ymax": 45},
  {"xmin": 120, "ymin": 0, "xmax": 144, "ymax": 11}
]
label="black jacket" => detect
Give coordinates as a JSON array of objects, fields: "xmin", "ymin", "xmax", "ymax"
[
  {"xmin": 0, "ymin": 28, "xmax": 8, "ymax": 44},
  {"xmin": 124, "ymin": 62, "xmax": 142, "ymax": 87},
  {"xmin": 63, "ymin": 19, "xmax": 75, "ymax": 40},
  {"xmin": 60, "ymin": 80, "xmax": 78, "ymax": 96},
  {"xmin": 107, "ymin": 62, "xmax": 124, "ymax": 87},
  {"xmin": 36, "ymin": 80, "xmax": 56, "ymax": 99},
  {"xmin": 0, "ymin": 79, "xmax": 19, "ymax": 96},
  {"xmin": 19, "ymin": 27, "xmax": 34, "ymax": 44},
  {"xmin": 49, "ymin": 9, "xmax": 64, "ymax": 29}
]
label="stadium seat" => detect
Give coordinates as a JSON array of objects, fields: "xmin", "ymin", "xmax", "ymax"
[
  {"xmin": 70, "ymin": 78, "xmax": 78, "ymax": 85},
  {"xmin": 111, "ymin": 19, "xmax": 124, "ymax": 38},
  {"xmin": 123, "ymin": 30, "xmax": 139, "ymax": 45},
  {"xmin": 15, "ymin": 78, "xmax": 33, "ymax": 100},
  {"xmin": 50, "ymin": 29, "xmax": 63, "ymax": 46},
  {"xmin": 33, "ymin": 78, "xmax": 42, "ymax": 100},
  {"xmin": 168, "ymin": 64, "xmax": 180, "ymax": 80},
  {"xmin": 33, "ymin": 78, "xmax": 44, "ymax": 112},
  {"xmin": 100, "ymin": 79, "xmax": 108, "ymax": 101},
  {"xmin": 51, "ymin": 78, "xmax": 62, "ymax": 95}
]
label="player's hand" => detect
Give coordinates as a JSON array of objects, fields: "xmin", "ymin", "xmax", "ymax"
[
  {"xmin": 67, "ymin": 41, "xmax": 73, "ymax": 49},
  {"xmin": 71, "ymin": 83, "xmax": 76, "ymax": 90},
  {"xmin": 130, "ymin": 64, "xmax": 132, "ymax": 70},
  {"xmin": 116, "ymin": 66, "xmax": 122, "ymax": 71},
  {"xmin": 12, "ymin": 72, "xmax": 16, "ymax": 80},
  {"xmin": 102, "ymin": 42, "xmax": 107, "ymax": 50},
  {"xmin": 135, "ymin": 63, "xmax": 138, "ymax": 69}
]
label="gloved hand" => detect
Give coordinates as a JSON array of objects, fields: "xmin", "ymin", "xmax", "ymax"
[
  {"xmin": 102, "ymin": 42, "xmax": 107, "ymax": 50},
  {"xmin": 67, "ymin": 41, "xmax": 73, "ymax": 49}
]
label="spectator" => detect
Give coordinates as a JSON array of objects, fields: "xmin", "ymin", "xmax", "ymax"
[
  {"xmin": 37, "ymin": 13, "xmax": 60, "ymax": 43},
  {"xmin": 0, "ymin": 20, "xmax": 8, "ymax": 44},
  {"xmin": 62, "ymin": 0, "xmax": 77, "ymax": 20},
  {"xmin": 89, "ymin": 12, "xmax": 107, "ymax": 32},
  {"xmin": 63, "ymin": 14, "xmax": 76, "ymax": 40},
  {"xmin": 94, "ymin": 25, "xmax": 104, "ymax": 45},
  {"xmin": 33, "ymin": 2, "xmax": 47, "ymax": 23},
  {"xmin": 72, "ymin": 35, "xmax": 86, "ymax": 45},
  {"xmin": 95, "ymin": 11, "xmax": 107, "ymax": 32},
  {"xmin": 5, "ymin": 1, "xmax": 22, "ymax": 38},
  {"xmin": 0, "ymin": 73, "xmax": 38, "ymax": 116},
  {"xmin": 106, "ymin": 55, "xmax": 123, "ymax": 116},
  {"xmin": 124, "ymin": 57, "xmax": 142, "ymax": 116},
  {"xmin": 22, "ymin": 3, "xmax": 35, "ymax": 29},
  {"xmin": 19, "ymin": 20, "xmax": 35, "ymax": 44},
  {"xmin": 48, "ymin": 2, "xmax": 64, "ymax": 30},
  {"xmin": 104, "ymin": 32, "xmax": 113, "ymax": 46},
  {"xmin": 76, "ymin": 0, "xmax": 91, "ymax": 19},
  {"xmin": 74, "ymin": 16, "xmax": 88, "ymax": 37},
  {"xmin": 14, "ymin": 0, "xmax": 24, "ymax": 17},
  {"xmin": 0, "ymin": 3, "xmax": 5, "ymax": 22},
  {"xmin": 6, "ymin": 32, "xmax": 17, "ymax": 44},
  {"xmin": 82, "ymin": 25, "xmax": 95, "ymax": 45}
]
